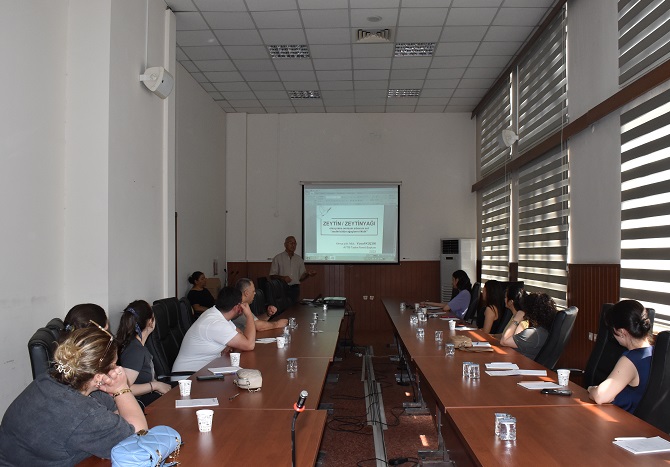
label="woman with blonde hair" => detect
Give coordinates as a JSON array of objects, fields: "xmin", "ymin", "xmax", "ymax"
[{"xmin": 0, "ymin": 325, "xmax": 147, "ymax": 466}]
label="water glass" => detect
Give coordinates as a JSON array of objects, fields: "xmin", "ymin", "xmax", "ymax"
[
  {"xmin": 417, "ymin": 311, "xmax": 427, "ymax": 323},
  {"xmin": 289, "ymin": 317, "xmax": 297, "ymax": 330},
  {"xmin": 463, "ymin": 362, "xmax": 474, "ymax": 377},
  {"xmin": 499, "ymin": 416, "xmax": 517, "ymax": 441},
  {"xmin": 400, "ymin": 302, "xmax": 406, "ymax": 311},
  {"xmin": 313, "ymin": 312, "xmax": 319, "ymax": 321},
  {"xmin": 414, "ymin": 302, "xmax": 420, "ymax": 311},
  {"xmin": 445, "ymin": 343, "xmax": 455, "ymax": 356},
  {"xmin": 449, "ymin": 320, "xmax": 456, "ymax": 331},
  {"xmin": 468, "ymin": 363, "xmax": 481, "ymax": 379},
  {"xmin": 283, "ymin": 327, "xmax": 291, "ymax": 344},
  {"xmin": 435, "ymin": 330, "xmax": 443, "ymax": 342},
  {"xmin": 494, "ymin": 413, "xmax": 510, "ymax": 436},
  {"xmin": 410, "ymin": 315, "xmax": 419, "ymax": 325},
  {"xmin": 310, "ymin": 321, "xmax": 318, "ymax": 333},
  {"xmin": 287, "ymin": 357, "xmax": 298, "ymax": 373},
  {"xmin": 416, "ymin": 328, "xmax": 425, "ymax": 339}
]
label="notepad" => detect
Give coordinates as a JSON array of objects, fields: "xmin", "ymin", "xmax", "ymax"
[
  {"xmin": 472, "ymin": 342, "xmax": 492, "ymax": 348},
  {"xmin": 208, "ymin": 366, "xmax": 241, "ymax": 375},
  {"xmin": 426, "ymin": 306, "xmax": 442, "ymax": 310},
  {"xmin": 456, "ymin": 326, "xmax": 478, "ymax": 330},
  {"xmin": 517, "ymin": 381, "xmax": 562, "ymax": 390},
  {"xmin": 255, "ymin": 338, "xmax": 277, "ymax": 344},
  {"xmin": 175, "ymin": 398, "xmax": 219, "ymax": 408},
  {"xmin": 486, "ymin": 369, "xmax": 547, "ymax": 377},
  {"xmin": 613, "ymin": 436, "xmax": 670, "ymax": 454},
  {"xmin": 485, "ymin": 363, "xmax": 520, "ymax": 370}
]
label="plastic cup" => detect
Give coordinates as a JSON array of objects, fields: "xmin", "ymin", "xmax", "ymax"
[
  {"xmin": 276, "ymin": 336, "xmax": 286, "ymax": 348},
  {"xmin": 414, "ymin": 302, "xmax": 420, "ymax": 311},
  {"xmin": 416, "ymin": 328, "xmax": 425, "ymax": 339},
  {"xmin": 557, "ymin": 369, "xmax": 570, "ymax": 386},
  {"xmin": 178, "ymin": 379, "xmax": 191, "ymax": 397},
  {"xmin": 287, "ymin": 357, "xmax": 298, "ymax": 373},
  {"xmin": 446, "ymin": 343, "xmax": 455, "ymax": 357},
  {"xmin": 230, "ymin": 352, "xmax": 241, "ymax": 367},
  {"xmin": 400, "ymin": 302, "xmax": 406, "ymax": 311},
  {"xmin": 435, "ymin": 330, "xmax": 443, "ymax": 342},
  {"xmin": 309, "ymin": 322, "xmax": 317, "ymax": 333},
  {"xmin": 499, "ymin": 416, "xmax": 517, "ymax": 441},
  {"xmin": 196, "ymin": 409, "xmax": 214, "ymax": 433},
  {"xmin": 313, "ymin": 312, "xmax": 319, "ymax": 321}
]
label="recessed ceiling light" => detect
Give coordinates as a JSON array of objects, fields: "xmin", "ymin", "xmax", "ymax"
[
  {"xmin": 388, "ymin": 89, "xmax": 421, "ymax": 97},
  {"xmin": 289, "ymin": 90, "xmax": 321, "ymax": 99},
  {"xmin": 268, "ymin": 45, "xmax": 310, "ymax": 59},
  {"xmin": 394, "ymin": 42, "xmax": 436, "ymax": 57}
]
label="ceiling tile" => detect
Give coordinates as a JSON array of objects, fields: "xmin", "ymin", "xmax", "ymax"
[
  {"xmin": 224, "ymin": 45, "xmax": 269, "ymax": 59},
  {"xmin": 310, "ymin": 45, "xmax": 352, "ymax": 59},
  {"xmin": 254, "ymin": 91, "xmax": 290, "ymax": 99},
  {"xmin": 205, "ymin": 71, "xmax": 244, "ymax": 81},
  {"xmin": 313, "ymin": 59, "xmax": 352, "ymax": 70},
  {"xmin": 494, "ymin": 8, "xmax": 548, "ymax": 26},
  {"xmin": 446, "ymin": 7, "xmax": 497, "ymax": 25},
  {"xmin": 284, "ymin": 81, "xmax": 319, "ymax": 89},
  {"xmin": 292, "ymin": 99, "xmax": 325, "ymax": 107},
  {"xmin": 353, "ymin": 58, "xmax": 392, "ymax": 69},
  {"xmin": 249, "ymin": 82, "xmax": 285, "ymax": 90},
  {"xmin": 353, "ymin": 0, "xmax": 400, "ymax": 8},
  {"xmin": 462, "ymin": 67, "xmax": 500, "ymax": 78},
  {"xmin": 448, "ymin": 97, "xmax": 480, "ymax": 106},
  {"xmin": 399, "ymin": 8, "xmax": 449, "ymax": 27},
  {"xmin": 298, "ymin": 0, "xmax": 349, "ymax": 8},
  {"xmin": 354, "ymin": 80, "xmax": 388, "ymax": 89},
  {"xmin": 233, "ymin": 59, "xmax": 276, "ymax": 71},
  {"xmin": 305, "ymin": 28, "xmax": 351, "ymax": 44},
  {"xmin": 502, "ymin": 0, "xmax": 554, "ymax": 7},
  {"xmin": 228, "ymin": 99, "xmax": 263, "ymax": 107},
  {"xmin": 420, "ymin": 88, "xmax": 454, "ymax": 97},
  {"xmin": 352, "ymin": 43, "xmax": 394, "ymax": 58},
  {"xmin": 214, "ymin": 82, "xmax": 252, "ymax": 91},
  {"xmin": 194, "ymin": 0, "xmax": 246, "ymax": 11},
  {"xmin": 431, "ymin": 56, "xmax": 472, "ymax": 68},
  {"xmin": 166, "ymin": 0, "xmax": 197, "ymax": 11},
  {"xmin": 214, "ymin": 29, "xmax": 263, "ymax": 45},
  {"xmin": 241, "ymin": 70, "xmax": 281, "ymax": 81},
  {"xmin": 296, "ymin": 107, "xmax": 325, "ymax": 113},
  {"xmin": 394, "ymin": 26, "xmax": 442, "ymax": 42},
  {"xmin": 388, "ymin": 79, "xmax": 424, "ymax": 88},
  {"xmin": 252, "ymin": 10, "xmax": 303, "ymax": 28},
  {"xmin": 484, "ymin": 25, "xmax": 534, "ymax": 42},
  {"xmin": 392, "ymin": 57, "xmax": 432, "ymax": 69},
  {"xmin": 181, "ymin": 60, "xmax": 199, "ymax": 72},
  {"xmin": 355, "ymin": 89, "xmax": 387, "ymax": 98},
  {"xmin": 451, "ymin": 0, "xmax": 502, "ymax": 7},
  {"xmin": 199, "ymin": 82, "xmax": 216, "ymax": 91},
  {"xmin": 354, "ymin": 69, "xmax": 390, "ymax": 80},
  {"xmin": 202, "ymin": 12, "xmax": 255, "ymax": 29},
  {"xmin": 246, "ymin": 0, "xmax": 297, "ymax": 10},
  {"xmin": 190, "ymin": 72, "xmax": 207, "ymax": 82},
  {"xmin": 350, "ymin": 9, "xmax": 398, "ymax": 28},
  {"xmin": 452, "ymin": 88, "xmax": 487, "ymax": 98},
  {"xmin": 259, "ymin": 99, "xmax": 292, "ymax": 106},
  {"xmin": 222, "ymin": 91, "xmax": 258, "ymax": 99},
  {"xmin": 316, "ymin": 70, "xmax": 352, "ymax": 80},
  {"xmin": 469, "ymin": 55, "xmax": 512, "ymax": 68},
  {"xmin": 415, "ymin": 105, "xmax": 446, "ymax": 112},
  {"xmin": 278, "ymin": 70, "xmax": 316, "ymax": 81},
  {"xmin": 259, "ymin": 29, "xmax": 307, "ymax": 44},
  {"xmin": 418, "ymin": 97, "xmax": 449, "ymax": 105},
  {"xmin": 427, "ymin": 68, "xmax": 465, "ymax": 79},
  {"xmin": 177, "ymin": 30, "xmax": 219, "ymax": 46},
  {"xmin": 424, "ymin": 79, "xmax": 461, "ymax": 88},
  {"xmin": 403, "ymin": 0, "xmax": 455, "ymax": 6},
  {"xmin": 389, "ymin": 68, "xmax": 428, "ymax": 79},
  {"xmin": 301, "ymin": 9, "xmax": 350, "ymax": 28},
  {"xmin": 175, "ymin": 12, "xmax": 208, "ymax": 30},
  {"xmin": 458, "ymin": 78, "xmax": 496, "ymax": 88},
  {"xmin": 319, "ymin": 81, "xmax": 354, "ymax": 90},
  {"xmin": 194, "ymin": 59, "xmax": 237, "ymax": 71},
  {"xmin": 176, "ymin": 47, "xmax": 189, "ymax": 60},
  {"xmin": 326, "ymin": 106, "xmax": 356, "ymax": 112},
  {"xmin": 323, "ymin": 98, "xmax": 356, "ymax": 106},
  {"xmin": 387, "ymin": 98, "xmax": 418, "ymax": 106},
  {"xmin": 273, "ymin": 59, "xmax": 314, "ymax": 71},
  {"xmin": 355, "ymin": 106, "xmax": 385, "ymax": 113},
  {"xmin": 434, "ymin": 42, "xmax": 480, "ymax": 56},
  {"xmin": 441, "ymin": 26, "xmax": 488, "ymax": 42},
  {"xmin": 477, "ymin": 41, "xmax": 522, "ymax": 55},
  {"xmin": 321, "ymin": 90, "xmax": 355, "ymax": 99},
  {"xmin": 265, "ymin": 107, "xmax": 297, "ymax": 113},
  {"xmin": 182, "ymin": 46, "xmax": 228, "ymax": 60}
]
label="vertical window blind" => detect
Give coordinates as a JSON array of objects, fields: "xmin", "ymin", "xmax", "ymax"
[
  {"xmin": 619, "ymin": 0, "xmax": 670, "ymax": 85},
  {"xmin": 517, "ymin": 7, "xmax": 568, "ymax": 153},
  {"xmin": 481, "ymin": 177, "xmax": 511, "ymax": 282},
  {"xmin": 517, "ymin": 145, "xmax": 569, "ymax": 308},
  {"xmin": 620, "ymin": 85, "xmax": 670, "ymax": 330},
  {"xmin": 479, "ymin": 79, "xmax": 512, "ymax": 177}
]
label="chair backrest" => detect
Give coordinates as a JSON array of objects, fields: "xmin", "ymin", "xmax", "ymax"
[
  {"xmin": 146, "ymin": 298, "xmax": 184, "ymax": 377},
  {"xmin": 584, "ymin": 304, "xmax": 656, "ymax": 388},
  {"xmin": 205, "ymin": 277, "xmax": 221, "ymax": 301},
  {"xmin": 534, "ymin": 306, "xmax": 579, "ymax": 370},
  {"xmin": 28, "ymin": 327, "xmax": 60, "ymax": 379},
  {"xmin": 178, "ymin": 297, "xmax": 195, "ymax": 333},
  {"xmin": 45, "ymin": 318, "xmax": 65, "ymax": 336},
  {"xmin": 250, "ymin": 288, "xmax": 267, "ymax": 317},
  {"xmin": 462, "ymin": 282, "xmax": 481, "ymax": 323},
  {"xmin": 491, "ymin": 307, "xmax": 513, "ymax": 335},
  {"xmin": 634, "ymin": 331, "xmax": 670, "ymax": 432},
  {"xmin": 264, "ymin": 278, "xmax": 292, "ymax": 314}
]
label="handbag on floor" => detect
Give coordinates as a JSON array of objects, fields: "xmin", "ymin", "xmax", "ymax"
[{"xmin": 111, "ymin": 425, "xmax": 181, "ymax": 467}]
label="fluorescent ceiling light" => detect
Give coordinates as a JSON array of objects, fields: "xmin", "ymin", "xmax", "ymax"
[
  {"xmin": 289, "ymin": 90, "xmax": 321, "ymax": 99},
  {"xmin": 268, "ymin": 45, "xmax": 310, "ymax": 59},
  {"xmin": 388, "ymin": 89, "xmax": 421, "ymax": 97},
  {"xmin": 394, "ymin": 42, "xmax": 436, "ymax": 56}
]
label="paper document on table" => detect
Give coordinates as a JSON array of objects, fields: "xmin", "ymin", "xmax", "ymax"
[
  {"xmin": 486, "ymin": 369, "xmax": 547, "ymax": 377},
  {"xmin": 486, "ymin": 363, "xmax": 519, "ymax": 370},
  {"xmin": 517, "ymin": 381, "xmax": 562, "ymax": 390},
  {"xmin": 175, "ymin": 398, "xmax": 219, "ymax": 408},
  {"xmin": 426, "ymin": 306, "xmax": 442, "ymax": 310},
  {"xmin": 613, "ymin": 437, "xmax": 670, "ymax": 454},
  {"xmin": 255, "ymin": 338, "xmax": 277, "ymax": 344},
  {"xmin": 471, "ymin": 342, "xmax": 492, "ymax": 348},
  {"xmin": 208, "ymin": 366, "xmax": 241, "ymax": 375},
  {"xmin": 439, "ymin": 317, "xmax": 458, "ymax": 321},
  {"xmin": 456, "ymin": 326, "xmax": 477, "ymax": 330}
]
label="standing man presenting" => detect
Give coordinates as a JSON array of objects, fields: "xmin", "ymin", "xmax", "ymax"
[{"xmin": 270, "ymin": 236, "xmax": 316, "ymax": 303}]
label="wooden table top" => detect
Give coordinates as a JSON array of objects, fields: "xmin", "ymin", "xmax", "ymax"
[
  {"xmin": 273, "ymin": 306, "xmax": 346, "ymax": 334},
  {"xmin": 77, "ymin": 408, "xmax": 328, "ymax": 467},
  {"xmin": 445, "ymin": 405, "xmax": 670, "ymax": 466}
]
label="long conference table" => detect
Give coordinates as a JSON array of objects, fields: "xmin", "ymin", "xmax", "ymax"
[
  {"xmin": 78, "ymin": 306, "xmax": 345, "ymax": 466},
  {"xmin": 383, "ymin": 298, "xmax": 670, "ymax": 466}
]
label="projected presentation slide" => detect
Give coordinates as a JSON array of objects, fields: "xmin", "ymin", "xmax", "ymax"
[{"xmin": 303, "ymin": 184, "xmax": 399, "ymax": 264}]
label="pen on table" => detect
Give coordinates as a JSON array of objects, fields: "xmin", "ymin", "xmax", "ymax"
[
  {"xmin": 229, "ymin": 393, "xmax": 240, "ymax": 401},
  {"xmin": 614, "ymin": 437, "xmax": 647, "ymax": 441}
]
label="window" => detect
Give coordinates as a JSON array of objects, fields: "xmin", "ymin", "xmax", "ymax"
[
  {"xmin": 619, "ymin": 0, "xmax": 670, "ymax": 85},
  {"xmin": 620, "ymin": 84, "xmax": 670, "ymax": 330},
  {"xmin": 481, "ymin": 177, "xmax": 511, "ymax": 282},
  {"xmin": 480, "ymin": 79, "xmax": 512, "ymax": 177},
  {"xmin": 517, "ymin": 145, "xmax": 569, "ymax": 308}
]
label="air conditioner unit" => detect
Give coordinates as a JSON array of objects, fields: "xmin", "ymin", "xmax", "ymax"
[{"xmin": 440, "ymin": 239, "xmax": 476, "ymax": 303}]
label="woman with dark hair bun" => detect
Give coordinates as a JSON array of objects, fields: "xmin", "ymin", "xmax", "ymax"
[
  {"xmin": 588, "ymin": 299, "xmax": 653, "ymax": 413},
  {"xmin": 422, "ymin": 270, "xmax": 472, "ymax": 318},
  {"xmin": 0, "ymin": 327, "xmax": 146, "ymax": 465},
  {"xmin": 187, "ymin": 271, "xmax": 216, "ymax": 317},
  {"xmin": 116, "ymin": 300, "xmax": 171, "ymax": 407},
  {"xmin": 64, "ymin": 303, "xmax": 109, "ymax": 332}
]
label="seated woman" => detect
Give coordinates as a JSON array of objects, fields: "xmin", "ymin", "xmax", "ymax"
[
  {"xmin": 0, "ymin": 326, "xmax": 146, "ymax": 466},
  {"xmin": 423, "ymin": 270, "xmax": 472, "ymax": 319},
  {"xmin": 478, "ymin": 280, "xmax": 505, "ymax": 334},
  {"xmin": 588, "ymin": 300, "xmax": 653, "ymax": 413},
  {"xmin": 64, "ymin": 303, "xmax": 109, "ymax": 331},
  {"xmin": 187, "ymin": 271, "xmax": 216, "ymax": 317},
  {"xmin": 500, "ymin": 292, "xmax": 556, "ymax": 360},
  {"xmin": 116, "ymin": 300, "xmax": 172, "ymax": 407},
  {"xmin": 494, "ymin": 284, "xmax": 528, "ymax": 338}
]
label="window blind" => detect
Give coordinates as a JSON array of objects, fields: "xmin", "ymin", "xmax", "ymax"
[
  {"xmin": 481, "ymin": 177, "xmax": 511, "ymax": 282},
  {"xmin": 517, "ymin": 7, "xmax": 567, "ymax": 153},
  {"xmin": 480, "ymin": 79, "xmax": 512, "ymax": 177},
  {"xmin": 619, "ymin": 0, "xmax": 670, "ymax": 85},
  {"xmin": 517, "ymin": 145, "xmax": 569, "ymax": 308},
  {"xmin": 620, "ymin": 85, "xmax": 670, "ymax": 330}
]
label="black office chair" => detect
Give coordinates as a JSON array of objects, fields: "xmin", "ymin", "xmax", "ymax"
[
  {"xmin": 178, "ymin": 297, "xmax": 195, "ymax": 334},
  {"xmin": 583, "ymin": 304, "xmax": 656, "ymax": 388},
  {"xmin": 28, "ymin": 327, "xmax": 60, "ymax": 379},
  {"xmin": 45, "ymin": 318, "xmax": 65, "ymax": 338},
  {"xmin": 491, "ymin": 307, "xmax": 513, "ymax": 335},
  {"xmin": 250, "ymin": 288, "xmax": 268, "ymax": 318},
  {"xmin": 534, "ymin": 306, "xmax": 578, "ymax": 370},
  {"xmin": 264, "ymin": 278, "xmax": 292, "ymax": 315},
  {"xmin": 634, "ymin": 331, "xmax": 670, "ymax": 432},
  {"xmin": 462, "ymin": 282, "xmax": 481, "ymax": 324},
  {"xmin": 147, "ymin": 299, "xmax": 192, "ymax": 380}
]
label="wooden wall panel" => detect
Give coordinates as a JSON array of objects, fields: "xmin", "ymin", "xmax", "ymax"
[
  {"xmin": 559, "ymin": 264, "xmax": 620, "ymax": 374},
  {"xmin": 226, "ymin": 261, "xmax": 440, "ymax": 335}
]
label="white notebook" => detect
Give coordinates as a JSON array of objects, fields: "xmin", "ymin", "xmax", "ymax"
[
  {"xmin": 517, "ymin": 381, "xmax": 562, "ymax": 390},
  {"xmin": 613, "ymin": 436, "xmax": 670, "ymax": 454},
  {"xmin": 175, "ymin": 398, "xmax": 219, "ymax": 408}
]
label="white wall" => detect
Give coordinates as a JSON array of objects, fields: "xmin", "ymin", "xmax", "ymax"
[
  {"xmin": 226, "ymin": 113, "xmax": 476, "ymax": 262},
  {"xmin": 176, "ymin": 64, "xmax": 227, "ymax": 295},
  {"xmin": 0, "ymin": 0, "xmax": 68, "ymax": 413}
]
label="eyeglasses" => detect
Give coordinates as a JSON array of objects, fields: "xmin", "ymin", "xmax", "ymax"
[{"xmin": 89, "ymin": 320, "xmax": 114, "ymax": 367}]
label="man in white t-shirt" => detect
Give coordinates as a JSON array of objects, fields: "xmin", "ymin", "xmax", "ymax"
[{"xmin": 173, "ymin": 286, "xmax": 256, "ymax": 372}]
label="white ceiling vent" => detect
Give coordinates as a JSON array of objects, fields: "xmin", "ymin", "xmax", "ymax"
[{"xmin": 356, "ymin": 29, "xmax": 391, "ymax": 43}]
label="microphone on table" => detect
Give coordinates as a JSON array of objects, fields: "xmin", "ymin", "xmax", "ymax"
[{"xmin": 292, "ymin": 390, "xmax": 308, "ymax": 467}]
